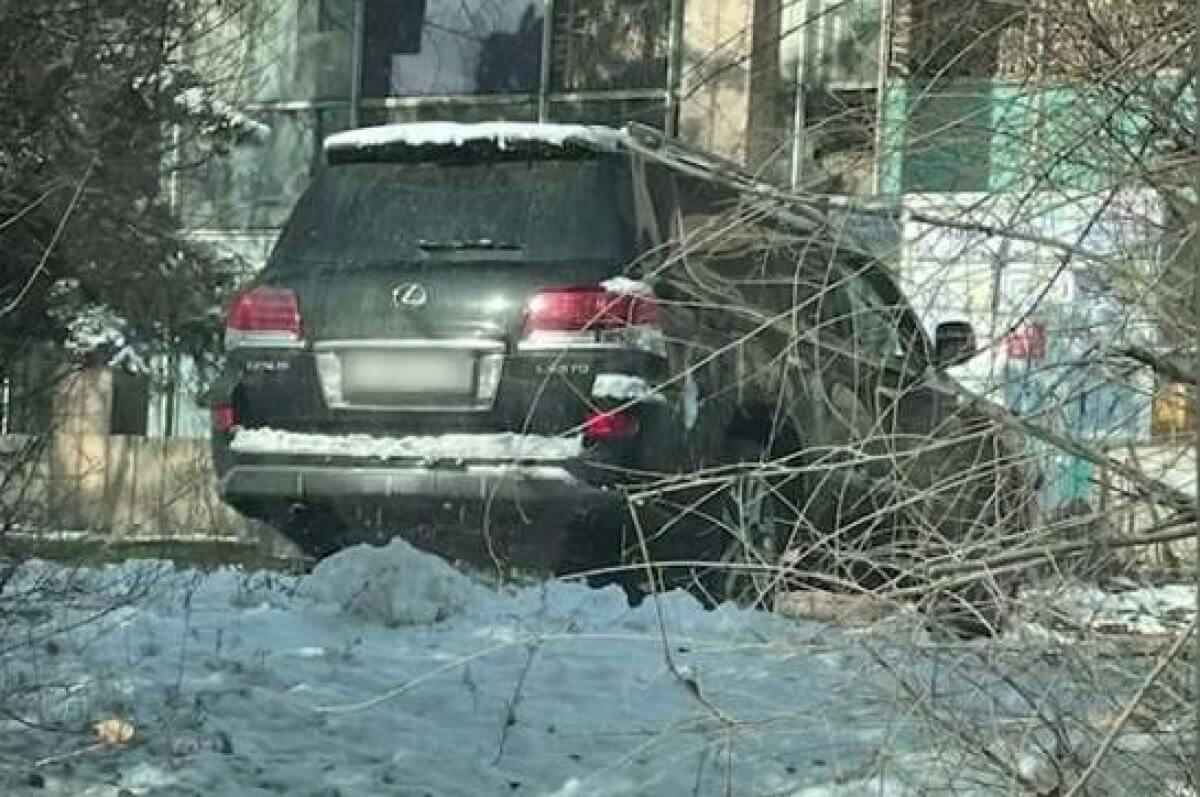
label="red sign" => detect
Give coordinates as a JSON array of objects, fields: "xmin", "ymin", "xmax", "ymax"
[{"xmin": 1006, "ymin": 322, "xmax": 1047, "ymax": 361}]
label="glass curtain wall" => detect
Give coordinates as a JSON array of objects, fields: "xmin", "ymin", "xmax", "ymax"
[
  {"xmin": 357, "ymin": 0, "xmax": 672, "ymax": 128},
  {"xmin": 186, "ymin": 0, "xmax": 676, "ymax": 234},
  {"xmin": 770, "ymin": 0, "xmax": 887, "ymax": 193}
]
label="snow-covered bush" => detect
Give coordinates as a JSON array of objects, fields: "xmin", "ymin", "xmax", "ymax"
[
  {"xmin": 0, "ymin": 0, "xmax": 241, "ymax": 365},
  {"xmin": 302, "ymin": 539, "xmax": 484, "ymax": 627}
]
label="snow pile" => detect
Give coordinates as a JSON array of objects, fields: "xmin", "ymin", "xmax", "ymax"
[
  {"xmin": 302, "ymin": 539, "xmax": 482, "ymax": 626},
  {"xmin": 323, "ymin": 121, "xmax": 627, "ymax": 155},
  {"xmin": 0, "ymin": 541, "xmax": 1189, "ymax": 796},
  {"xmin": 231, "ymin": 428, "xmax": 583, "ymax": 461},
  {"xmin": 591, "ymin": 373, "xmax": 667, "ymax": 404}
]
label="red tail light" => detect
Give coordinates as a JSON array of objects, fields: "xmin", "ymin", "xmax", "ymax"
[
  {"xmin": 524, "ymin": 287, "xmax": 661, "ymax": 335},
  {"xmin": 212, "ymin": 401, "xmax": 238, "ymax": 433},
  {"xmin": 583, "ymin": 409, "xmax": 640, "ymax": 441},
  {"xmin": 225, "ymin": 287, "xmax": 302, "ymax": 349}
]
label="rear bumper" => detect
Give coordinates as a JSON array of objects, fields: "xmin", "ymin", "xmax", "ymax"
[{"xmin": 219, "ymin": 461, "xmax": 613, "ymax": 506}]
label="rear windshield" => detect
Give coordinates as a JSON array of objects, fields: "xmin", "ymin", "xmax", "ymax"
[{"xmin": 270, "ymin": 155, "xmax": 635, "ymax": 270}]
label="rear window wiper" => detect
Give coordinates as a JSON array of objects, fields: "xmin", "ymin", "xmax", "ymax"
[{"xmin": 417, "ymin": 239, "xmax": 522, "ymax": 252}]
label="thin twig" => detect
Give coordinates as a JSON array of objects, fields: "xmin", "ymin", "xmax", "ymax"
[
  {"xmin": 0, "ymin": 158, "xmax": 95, "ymax": 320},
  {"xmin": 493, "ymin": 639, "xmax": 540, "ymax": 765},
  {"xmin": 1063, "ymin": 619, "xmax": 1196, "ymax": 797},
  {"xmin": 628, "ymin": 507, "xmax": 733, "ymax": 726}
]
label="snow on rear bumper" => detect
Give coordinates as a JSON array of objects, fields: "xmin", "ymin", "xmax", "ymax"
[{"xmin": 229, "ymin": 428, "xmax": 584, "ymax": 461}]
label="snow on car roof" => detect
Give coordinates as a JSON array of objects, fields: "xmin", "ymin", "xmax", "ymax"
[{"xmin": 323, "ymin": 121, "xmax": 628, "ymax": 155}]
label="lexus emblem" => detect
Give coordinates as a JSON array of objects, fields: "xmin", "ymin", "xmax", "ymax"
[{"xmin": 392, "ymin": 283, "xmax": 428, "ymax": 308}]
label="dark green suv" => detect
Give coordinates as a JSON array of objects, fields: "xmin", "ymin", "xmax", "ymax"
[{"xmin": 211, "ymin": 122, "xmax": 1033, "ymax": 621}]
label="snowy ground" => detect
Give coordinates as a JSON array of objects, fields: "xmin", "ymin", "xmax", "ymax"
[{"xmin": 0, "ymin": 541, "xmax": 1192, "ymax": 796}]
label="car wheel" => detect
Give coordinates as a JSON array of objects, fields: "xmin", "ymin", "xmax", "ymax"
[
  {"xmin": 277, "ymin": 504, "xmax": 348, "ymax": 561},
  {"xmin": 709, "ymin": 438, "xmax": 786, "ymax": 609}
]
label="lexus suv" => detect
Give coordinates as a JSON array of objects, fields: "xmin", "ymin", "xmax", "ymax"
[{"xmin": 211, "ymin": 121, "xmax": 1034, "ymax": 623}]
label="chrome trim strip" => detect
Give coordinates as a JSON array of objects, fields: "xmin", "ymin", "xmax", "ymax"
[
  {"xmin": 313, "ymin": 338, "xmax": 504, "ymax": 352},
  {"xmin": 224, "ymin": 332, "xmax": 305, "ymax": 351},
  {"xmin": 516, "ymin": 341, "xmax": 627, "ymax": 352}
]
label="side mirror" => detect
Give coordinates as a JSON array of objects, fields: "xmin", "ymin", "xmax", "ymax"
[{"xmin": 934, "ymin": 321, "xmax": 977, "ymax": 368}]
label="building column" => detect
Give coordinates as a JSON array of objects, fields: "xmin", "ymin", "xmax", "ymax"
[
  {"xmin": 50, "ymin": 364, "xmax": 113, "ymax": 530},
  {"xmin": 678, "ymin": 0, "xmax": 783, "ymax": 169}
]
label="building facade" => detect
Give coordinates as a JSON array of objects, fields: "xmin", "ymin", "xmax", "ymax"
[{"xmin": 22, "ymin": 0, "xmax": 1169, "ymax": 442}]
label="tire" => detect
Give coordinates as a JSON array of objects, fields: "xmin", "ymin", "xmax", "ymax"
[
  {"xmin": 697, "ymin": 438, "xmax": 789, "ymax": 610},
  {"xmin": 905, "ymin": 432, "xmax": 1023, "ymax": 637},
  {"xmin": 275, "ymin": 504, "xmax": 349, "ymax": 561}
]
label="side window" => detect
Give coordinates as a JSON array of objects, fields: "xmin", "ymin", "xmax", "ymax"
[
  {"xmin": 680, "ymin": 221, "xmax": 837, "ymax": 328},
  {"xmin": 839, "ymin": 265, "xmax": 930, "ymax": 373},
  {"xmin": 844, "ymin": 275, "xmax": 903, "ymax": 361}
]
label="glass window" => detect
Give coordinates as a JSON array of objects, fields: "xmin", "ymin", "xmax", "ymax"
[
  {"xmin": 548, "ymin": 0, "xmax": 669, "ymax": 91},
  {"xmin": 780, "ymin": 0, "xmax": 882, "ymax": 90},
  {"xmin": 271, "ymin": 156, "xmax": 636, "ymax": 268},
  {"xmin": 0, "ymin": 345, "xmax": 59, "ymax": 435},
  {"xmin": 147, "ymin": 354, "xmax": 215, "ymax": 439},
  {"xmin": 840, "ymin": 266, "xmax": 922, "ymax": 369},
  {"xmin": 234, "ymin": 0, "xmax": 354, "ymax": 102},
  {"xmin": 900, "ymin": 85, "xmax": 994, "ymax": 192},
  {"xmin": 773, "ymin": 85, "xmax": 879, "ymax": 192},
  {"xmin": 358, "ymin": 101, "xmax": 537, "ymax": 128},
  {"xmin": 546, "ymin": 97, "xmax": 668, "ymax": 129},
  {"xmin": 361, "ymin": 0, "xmax": 544, "ymax": 97}
]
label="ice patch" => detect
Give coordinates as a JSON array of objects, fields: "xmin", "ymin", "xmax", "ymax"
[
  {"xmin": 231, "ymin": 428, "xmax": 583, "ymax": 461},
  {"xmin": 302, "ymin": 539, "xmax": 482, "ymax": 626},
  {"xmin": 591, "ymin": 373, "xmax": 666, "ymax": 404},
  {"xmin": 324, "ymin": 122, "xmax": 626, "ymax": 155}
]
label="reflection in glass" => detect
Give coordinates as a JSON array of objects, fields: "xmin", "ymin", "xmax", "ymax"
[
  {"xmin": 361, "ymin": 0, "xmax": 544, "ymax": 97},
  {"xmin": 549, "ymin": 0, "xmax": 668, "ymax": 91}
]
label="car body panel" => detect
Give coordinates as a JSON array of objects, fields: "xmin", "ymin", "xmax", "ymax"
[{"xmin": 211, "ymin": 122, "xmax": 1029, "ymax": 581}]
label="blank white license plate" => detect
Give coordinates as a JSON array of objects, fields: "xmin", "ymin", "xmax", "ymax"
[{"xmin": 342, "ymin": 350, "xmax": 474, "ymax": 395}]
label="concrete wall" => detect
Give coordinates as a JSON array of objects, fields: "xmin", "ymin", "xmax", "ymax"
[
  {"xmin": 0, "ymin": 364, "xmax": 259, "ymax": 541},
  {"xmin": 2, "ymin": 431, "xmax": 256, "ymax": 540}
]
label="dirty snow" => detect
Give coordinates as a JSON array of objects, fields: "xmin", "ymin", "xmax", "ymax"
[
  {"xmin": 324, "ymin": 122, "xmax": 627, "ymax": 155},
  {"xmin": 0, "ymin": 541, "xmax": 1190, "ymax": 796},
  {"xmin": 231, "ymin": 428, "xmax": 583, "ymax": 461},
  {"xmin": 1020, "ymin": 580, "xmax": 1196, "ymax": 636},
  {"xmin": 591, "ymin": 373, "xmax": 667, "ymax": 404}
]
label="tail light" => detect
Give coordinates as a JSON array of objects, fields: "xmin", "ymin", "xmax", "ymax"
[
  {"xmin": 225, "ymin": 287, "xmax": 302, "ymax": 350},
  {"xmin": 583, "ymin": 409, "xmax": 640, "ymax": 441},
  {"xmin": 212, "ymin": 401, "xmax": 238, "ymax": 433},
  {"xmin": 523, "ymin": 286, "xmax": 661, "ymax": 336}
]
